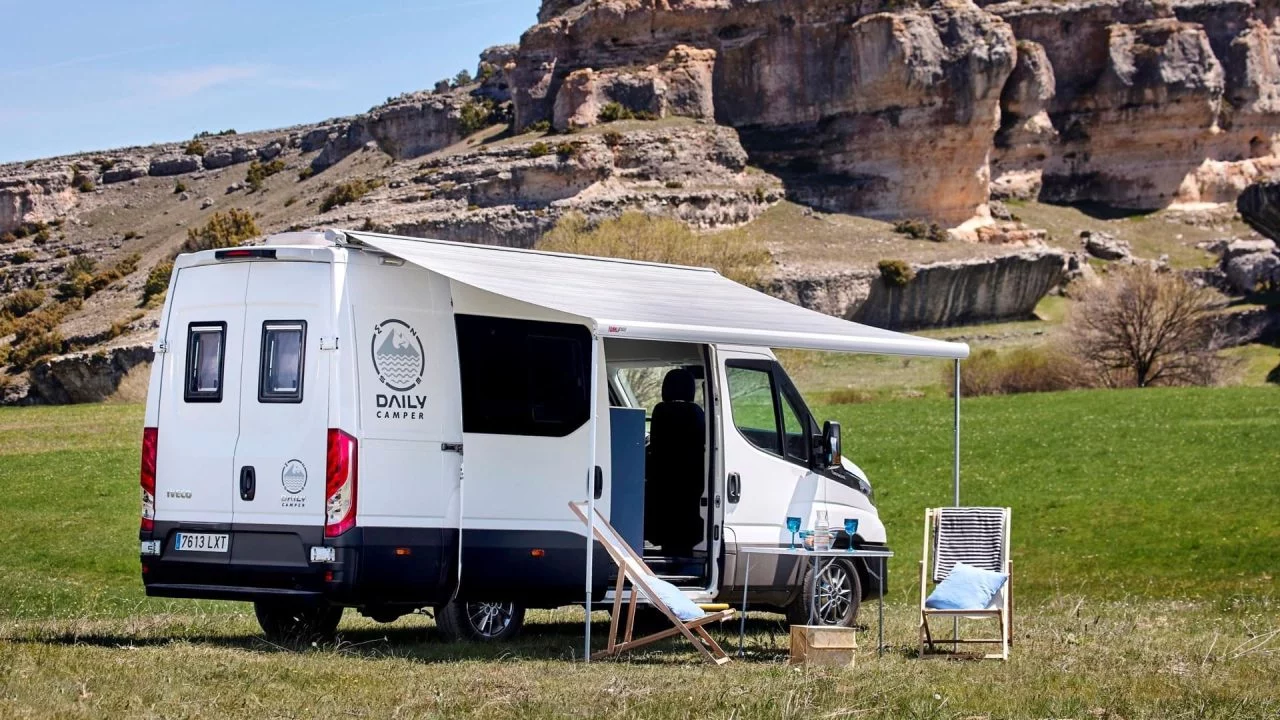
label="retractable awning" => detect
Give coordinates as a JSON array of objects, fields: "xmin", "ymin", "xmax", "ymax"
[{"xmin": 343, "ymin": 231, "xmax": 969, "ymax": 359}]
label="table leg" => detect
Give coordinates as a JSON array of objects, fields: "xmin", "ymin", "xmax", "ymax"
[
  {"xmin": 878, "ymin": 556, "xmax": 885, "ymax": 657},
  {"xmin": 738, "ymin": 554, "xmax": 750, "ymax": 657}
]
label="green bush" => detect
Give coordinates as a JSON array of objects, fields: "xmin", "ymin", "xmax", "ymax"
[
  {"xmin": 527, "ymin": 142, "xmax": 551, "ymax": 158},
  {"xmin": 10, "ymin": 251, "xmax": 35, "ymax": 265},
  {"xmin": 524, "ymin": 120, "xmax": 551, "ymax": 134},
  {"xmin": 877, "ymin": 259, "xmax": 915, "ymax": 287},
  {"xmin": 3, "ymin": 288, "xmax": 45, "ymax": 318},
  {"xmin": 297, "ymin": 167, "xmax": 314, "ymax": 182},
  {"xmin": 453, "ymin": 68, "xmax": 473, "ymax": 87},
  {"xmin": 122, "ymin": 230, "xmax": 140, "ymax": 241},
  {"xmin": 245, "ymin": 159, "xmax": 286, "ymax": 192},
  {"xmin": 183, "ymin": 139, "xmax": 207, "ymax": 156},
  {"xmin": 598, "ymin": 102, "xmax": 634, "ymax": 123},
  {"xmin": 74, "ymin": 173, "xmax": 95, "ymax": 193},
  {"xmin": 95, "ymin": 157, "xmax": 115, "ymax": 172},
  {"xmin": 664, "ymin": 180, "xmax": 684, "ymax": 189},
  {"xmin": 602, "ymin": 131, "xmax": 623, "ymax": 147},
  {"xmin": 181, "ymin": 208, "xmax": 260, "ymax": 253},
  {"xmin": 554, "ymin": 142, "xmax": 583, "ymax": 160},
  {"xmin": 173, "ymin": 180, "xmax": 188, "ymax": 194},
  {"xmin": 319, "ymin": 178, "xmax": 383, "ymax": 213},
  {"xmin": 142, "ymin": 261, "xmax": 173, "ymax": 305},
  {"xmin": 194, "ymin": 129, "xmax": 236, "ymax": 139},
  {"xmin": 892, "ymin": 218, "xmax": 947, "ymax": 242},
  {"xmin": 537, "ymin": 212, "xmax": 771, "ymax": 286},
  {"xmin": 8, "ymin": 330, "xmax": 63, "ymax": 368},
  {"xmin": 459, "ymin": 99, "xmax": 498, "ymax": 136}
]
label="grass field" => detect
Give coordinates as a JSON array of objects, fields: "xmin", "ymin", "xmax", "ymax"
[{"xmin": 2, "ymin": 389, "xmax": 1278, "ymax": 718}]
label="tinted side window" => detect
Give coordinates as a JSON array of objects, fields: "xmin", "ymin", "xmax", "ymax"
[
  {"xmin": 185, "ymin": 323, "xmax": 226, "ymax": 403},
  {"xmin": 726, "ymin": 365, "xmax": 781, "ymax": 455},
  {"xmin": 779, "ymin": 390, "xmax": 808, "ymax": 462},
  {"xmin": 259, "ymin": 321, "xmax": 306, "ymax": 403},
  {"xmin": 455, "ymin": 315, "xmax": 591, "ymax": 437}
]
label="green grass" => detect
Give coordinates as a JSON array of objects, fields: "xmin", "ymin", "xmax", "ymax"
[{"xmin": 1, "ymin": 392, "xmax": 1278, "ymax": 718}]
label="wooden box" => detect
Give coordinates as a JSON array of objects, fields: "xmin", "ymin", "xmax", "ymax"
[{"xmin": 789, "ymin": 625, "xmax": 857, "ymax": 667}]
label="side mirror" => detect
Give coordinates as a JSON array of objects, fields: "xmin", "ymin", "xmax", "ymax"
[{"xmin": 821, "ymin": 420, "xmax": 842, "ymax": 468}]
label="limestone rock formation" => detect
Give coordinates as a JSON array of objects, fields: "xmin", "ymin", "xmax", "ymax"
[
  {"xmin": 1238, "ymin": 180, "xmax": 1280, "ymax": 240},
  {"xmin": 0, "ymin": 173, "xmax": 77, "ymax": 233},
  {"xmin": 26, "ymin": 344, "xmax": 153, "ymax": 404}
]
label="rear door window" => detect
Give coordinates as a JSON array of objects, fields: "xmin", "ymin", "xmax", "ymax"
[
  {"xmin": 185, "ymin": 323, "xmax": 226, "ymax": 402},
  {"xmin": 258, "ymin": 321, "xmax": 306, "ymax": 402}
]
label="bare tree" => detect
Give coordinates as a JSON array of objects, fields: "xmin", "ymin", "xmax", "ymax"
[{"xmin": 1068, "ymin": 265, "xmax": 1229, "ymax": 387}]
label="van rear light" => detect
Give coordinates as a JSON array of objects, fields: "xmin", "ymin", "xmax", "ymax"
[
  {"xmin": 325, "ymin": 429, "xmax": 358, "ymax": 537},
  {"xmin": 140, "ymin": 427, "xmax": 158, "ymax": 532}
]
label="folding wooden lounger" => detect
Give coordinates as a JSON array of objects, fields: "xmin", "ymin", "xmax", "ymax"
[
  {"xmin": 919, "ymin": 506, "xmax": 1013, "ymax": 660},
  {"xmin": 569, "ymin": 501, "xmax": 735, "ymax": 665}
]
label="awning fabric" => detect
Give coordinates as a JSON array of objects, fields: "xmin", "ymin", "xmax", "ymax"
[{"xmin": 344, "ymin": 231, "xmax": 969, "ymax": 359}]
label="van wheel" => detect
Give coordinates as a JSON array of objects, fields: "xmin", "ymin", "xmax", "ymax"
[
  {"xmin": 254, "ymin": 600, "xmax": 343, "ymax": 642},
  {"xmin": 435, "ymin": 600, "xmax": 525, "ymax": 642},
  {"xmin": 786, "ymin": 558, "xmax": 861, "ymax": 627}
]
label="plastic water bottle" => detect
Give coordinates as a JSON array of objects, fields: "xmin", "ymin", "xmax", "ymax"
[{"xmin": 814, "ymin": 510, "xmax": 831, "ymax": 551}]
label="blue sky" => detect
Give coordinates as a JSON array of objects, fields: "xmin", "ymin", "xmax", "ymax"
[{"xmin": 0, "ymin": 0, "xmax": 541, "ymax": 164}]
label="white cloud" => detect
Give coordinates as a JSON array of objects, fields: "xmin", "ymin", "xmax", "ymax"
[{"xmin": 146, "ymin": 64, "xmax": 264, "ymax": 98}]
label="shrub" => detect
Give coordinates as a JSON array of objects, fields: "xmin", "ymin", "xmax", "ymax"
[
  {"xmin": 182, "ymin": 208, "xmax": 260, "ymax": 253},
  {"xmin": 65, "ymin": 255, "xmax": 97, "ymax": 277},
  {"xmin": 319, "ymin": 178, "xmax": 383, "ymax": 213},
  {"xmin": 173, "ymin": 180, "xmax": 188, "ymax": 194},
  {"xmin": 10, "ymin": 251, "xmax": 35, "ymax": 265},
  {"xmin": 1068, "ymin": 264, "xmax": 1229, "ymax": 387},
  {"xmin": 826, "ymin": 388, "xmax": 876, "ymax": 404},
  {"xmin": 453, "ymin": 68, "xmax": 473, "ymax": 87},
  {"xmin": 555, "ymin": 142, "xmax": 583, "ymax": 160},
  {"xmin": 73, "ymin": 173, "xmax": 95, "ymax": 192},
  {"xmin": 877, "ymin": 259, "xmax": 915, "ymax": 287},
  {"xmin": 284, "ymin": 195, "xmax": 298, "ymax": 207},
  {"xmin": 183, "ymin": 139, "xmax": 207, "ymax": 156},
  {"xmin": 0, "ymin": 232, "xmax": 15, "ymax": 244},
  {"xmin": 142, "ymin": 261, "xmax": 174, "ymax": 305},
  {"xmin": 664, "ymin": 180, "xmax": 684, "ymax": 189},
  {"xmin": 459, "ymin": 99, "xmax": 498, "ymax": 136},
  {"xmin": 95, "ymin": 157, "xmax": 115, "ymax": 172},
  {"xmin": 122, "ymin": 230, "xmax": 141, "ymax": 240},
  {"xmin": 8, "ymin": 330, "xmax": 63, "ymax": 368},
  {"xmin": 527, "ymin": 141, "xmax": 551, "ymax": 158},
  {"xmin": 602, "ymin": 131, "xmax": 624, "ymax": 148},
  {"xmin": 245, "ymin": 159, "xmax": 286, "ymax": 192},
  {"xmin": 537, "ymin": 211, "xmax": 771, "ymax": 286},
  {"xmin": 194, "ymin": 129, "xmax": 236, "ymax": 139},
  {"xmin": 598, "ymin": 102, "xmax": 635, "ymax": 123},
  {"xmin": 944, "ymin": 346, "xmax": 1094, "ymax": 397},
  {"xmin": 31, "ymin": 225, "xmax": 51, "ymax": 245},
  {"xmin": 524, "ymin": 120, "xmax": 551, "ymax": 134},
  {"xmin": 297, "ymin": 167, "xmax": 314, "ymax": 181},
  {"xmin": 3, "ymin": 288, "xmax": 45, "ymax": 318},
  {"xmin": 893, "ymin": 218, "xmax": 947, "ymax": 242}
]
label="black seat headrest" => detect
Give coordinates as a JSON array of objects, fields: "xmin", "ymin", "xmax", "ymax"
[{"xmin": 661, "ymin": 368, "xmax": 696, "ymax": 403}]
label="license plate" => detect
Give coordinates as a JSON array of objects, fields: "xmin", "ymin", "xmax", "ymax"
[{"xmin": 174, "ymin": 532, "xmax": 229, "ymax": 552}]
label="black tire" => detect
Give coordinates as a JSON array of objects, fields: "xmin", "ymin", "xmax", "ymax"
[
  {"xmin": 254, "ymin": 600, "xmax": 343, "ymax": 642},
  {"xmin": 785, "ymin": 557, "xmax": 861, "ymax": 627},
  {"xmin": 435, "ymin": 600, "xmax": 526, "ymax": 642}
]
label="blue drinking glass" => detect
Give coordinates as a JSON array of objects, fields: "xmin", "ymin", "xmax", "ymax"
[
  {"xmin": 786, "ymin": 516, "xmax": 802, "ymax": 549},
  {"xmin": 844, "ymin": 518, "xmax": 859, "ymax": 551}
]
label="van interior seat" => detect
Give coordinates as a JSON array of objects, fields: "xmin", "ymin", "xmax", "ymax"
[{"xmin": 645, "ymin": 368, "xmax": 706, "ymax": 556}]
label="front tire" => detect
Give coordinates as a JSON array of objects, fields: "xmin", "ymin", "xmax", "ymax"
[
  {"xmin": 435, "ymin": 600, "xmax": 525, "ymax": 642},
  {"xmin": 254, "ymin": 600, "xmax": 343, "ymax": 642},
  {"xmin": 786, "ymin": 557, "xmax": 862, "ymax": 627}
]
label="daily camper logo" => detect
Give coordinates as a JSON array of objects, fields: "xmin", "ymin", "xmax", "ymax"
[
  {"xmin": 371, "ymin": 319, "xmax": 427, "ymax": 420},
  {"xmin": 280, "ymin": 459, "xmax": 307, "ymax": 508}
]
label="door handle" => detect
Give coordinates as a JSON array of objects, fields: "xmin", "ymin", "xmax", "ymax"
[
  {"xmin": 240, "ymin": 466, "xmax": 256, "ymax": 501},
  {"xmin": 593, "ymin": 466, "xmax": 604, "ymax": 500},
  {"xmin": 727, "ymin": 472, "xmax": 741, "ymax": 503}
]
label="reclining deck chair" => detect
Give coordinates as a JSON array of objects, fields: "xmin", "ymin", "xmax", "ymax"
[
  {"xmin": 919, "ymin": 506, "xmax": 1013, "ymax": 660},
  {"xmin": 568, "ymin": 501, "xmax": 734, "ymax": 665}
]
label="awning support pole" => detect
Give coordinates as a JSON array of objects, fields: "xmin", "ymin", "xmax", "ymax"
[
  {"xmin": 953, "ymin": 358, "xmax": 960, "ymax": 507},
  {"xmin": 583, "ymin": 333, "xmax": 601, "ymax": 663},
  {"xmin": 953, "ymin": 358, "xmax": 961, "ymax": 650}
]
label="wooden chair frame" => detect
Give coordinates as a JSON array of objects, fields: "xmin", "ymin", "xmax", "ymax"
[
  {"xmin": 569, "ymin": 502, "xmax": 734, "ymax": 665},
  {"xmin": 918, "ymin": 507, "xmax": 1013, "ymax": 661}
]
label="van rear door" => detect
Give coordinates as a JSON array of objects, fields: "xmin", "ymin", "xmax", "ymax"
[
  {"xmin": 154, "ymin": 263, "xmax": 250, "ymax": 527},
  {"xmin": 231, "ymin": 261, "xmax": 332, "ymax": 531}
]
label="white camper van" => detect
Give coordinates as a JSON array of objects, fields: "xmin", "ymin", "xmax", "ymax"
[{"xmin": 139, "ymin": 229, "xmax": 968, "ymax": 641}]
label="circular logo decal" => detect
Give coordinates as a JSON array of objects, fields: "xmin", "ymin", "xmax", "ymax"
[
  {"xmin": 281, "ymin": 459, "xmax": 307, "ymax": 494},
  {"xmin": 371, "ymin": 319, "xmax": 425, "ymax": 391}
]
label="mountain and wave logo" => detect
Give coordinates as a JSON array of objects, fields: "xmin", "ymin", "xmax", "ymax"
[{"xmin": 371, "ymin": 319, "xmax": 425, "ymax": 391}]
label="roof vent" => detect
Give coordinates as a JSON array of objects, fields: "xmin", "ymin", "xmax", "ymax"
[{"xmin": 263, "ymin": 231, "xmax": 333, "ymax": 247}]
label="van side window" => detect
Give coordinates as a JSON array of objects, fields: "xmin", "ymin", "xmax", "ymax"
[
  {"xmin": 455, "ymin": 314, "xmax": 591, "ymax": 437},
  {"xmin": 726, "ymin": 365, "xmax": 781, "ymax": 455},
  {"xmin": 184, "ymin": 322, "xmax": 226, "ymax": 403},
  {"xmin": 779, "ymin": 389, "xmax": 808, "ymax": 463},
  {"xmin": 259, "ymin": 321, "xmax": 306, "ymax": 403}
]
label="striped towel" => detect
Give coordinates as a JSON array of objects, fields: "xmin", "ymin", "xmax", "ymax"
[{"xmin": 932, "ymin": 507, "xmax": 1007, "ymax": 583}]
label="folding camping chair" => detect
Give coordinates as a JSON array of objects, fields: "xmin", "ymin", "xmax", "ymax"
[
  {"xmin": 919, "ymin": 506, "xmax": 1013, "ymax": 660},
  {"xmin": 568, "ymin": 501, "xmax": 735, "ymax": 665}
]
